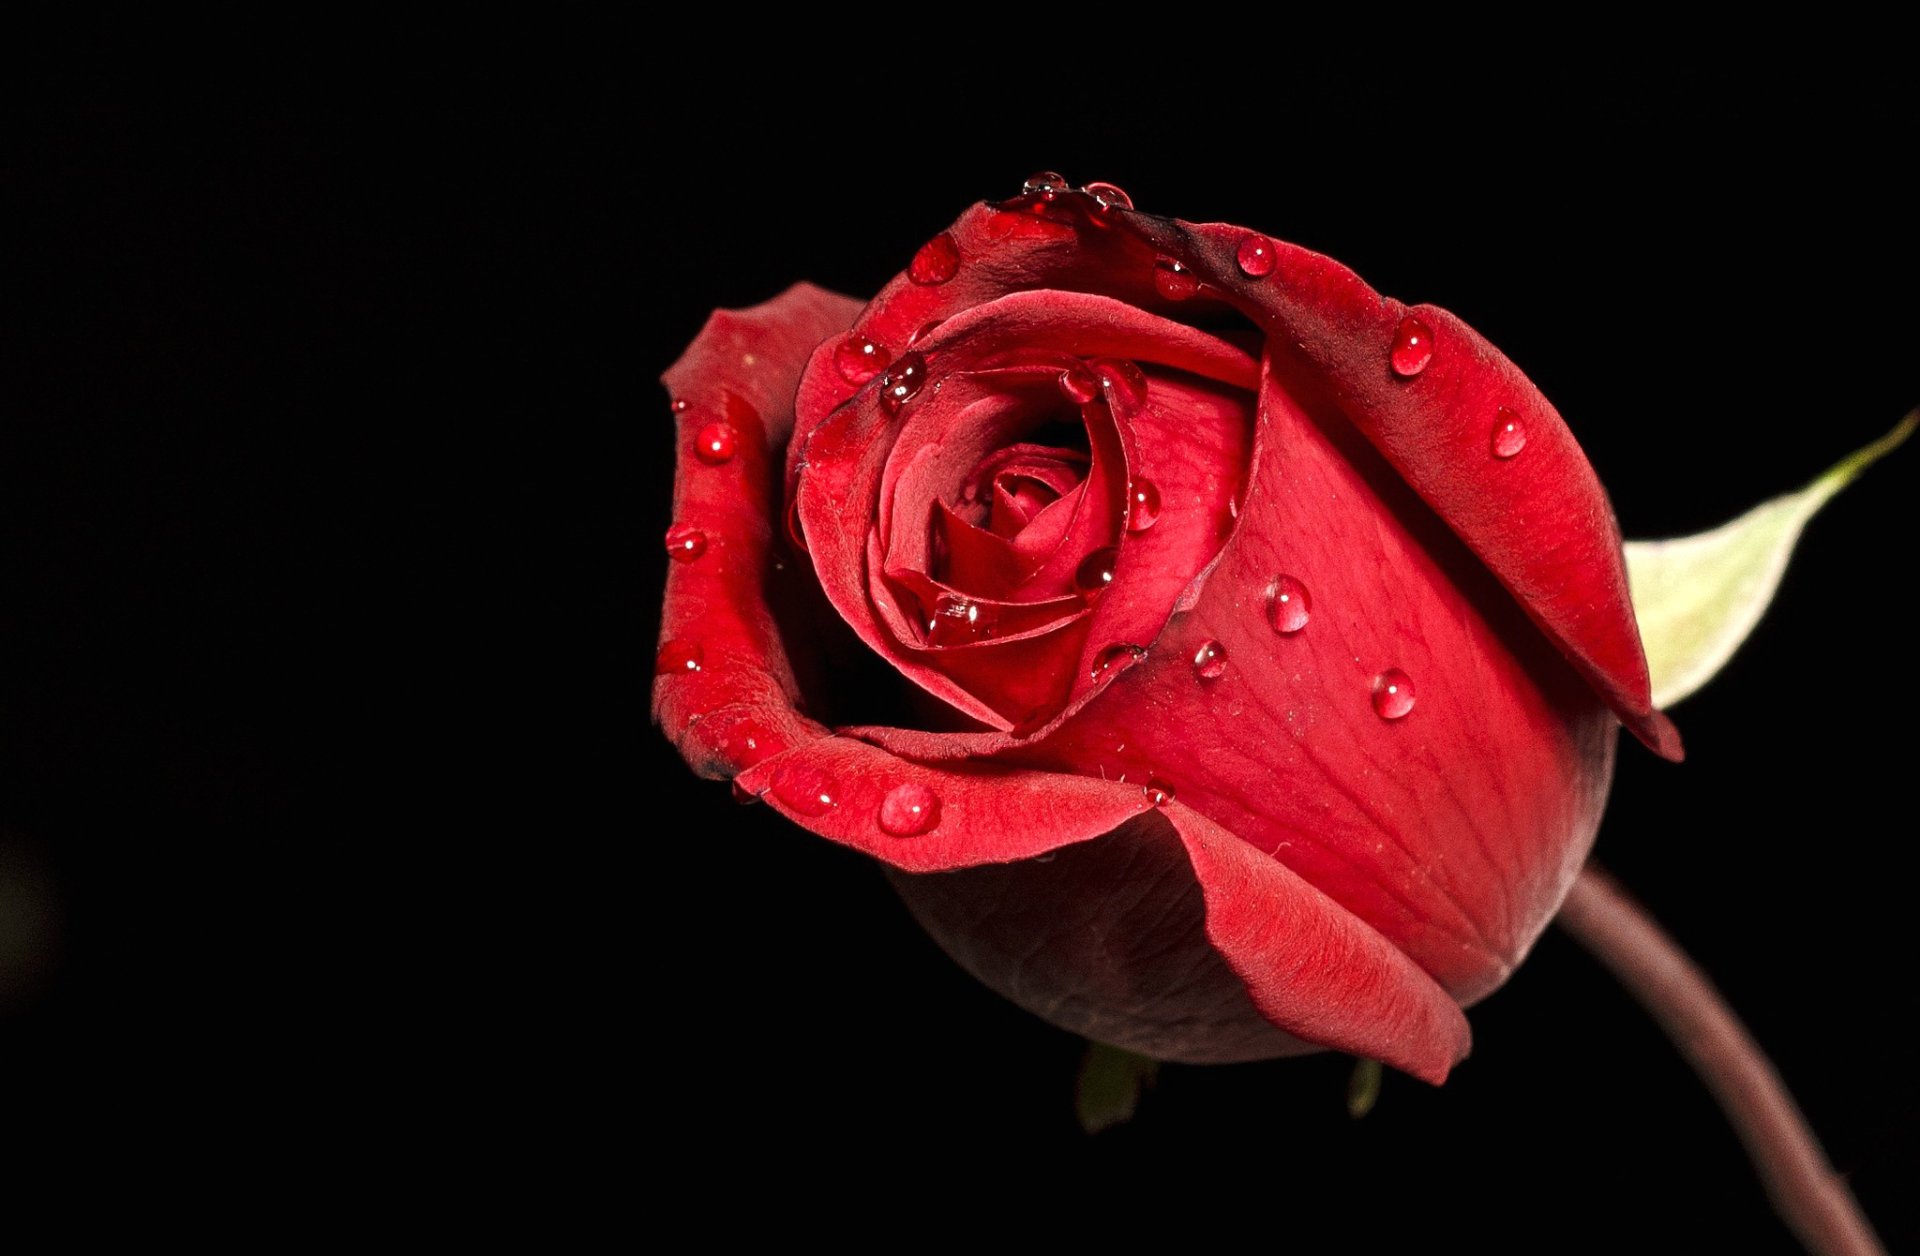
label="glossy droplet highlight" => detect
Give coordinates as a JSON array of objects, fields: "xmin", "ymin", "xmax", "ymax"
[
  {"xmin": 1372, "ymin": 669, "xmax": 1416, "ymax": 720},
  {"xmin": 664, "ymin": 524, "xmax": 707, "ymax": 563},
  {"xmin": 833, "ymin": 335, "xmax": 891, "ymax": 384},
  {"xmin": 878, "ymin": 352, "xmax": 927, "ymax": 414},
  {"xmin": 1491, "ymin": 407, "xmax": 1528, "ymax": 459},
  {"xmin": 1058, "ymin": 364, "xmax": 1100, "ymax": 405},
  {"xmin": 1153, "ymin": 256, "xmax": 1198, "ymax": 301},
  {"xmin": 1235, "ymin": 234, "xmax": 1277, "ymax": 277},
  {"xmin": 925, "ymin": 592, "xmax": 1000, "ymax": 646},
  {"xmin": 1093, "ymin": 359, "xmax": 1148, "ymax": 406},
  {"xmin": 1124, "ymin": 479, "xmax": 1161, "ymax": 533},
  {"xmin": 773, "ymin": 765, "xmax": 839, "ymax": 816},
  {"xmin": 1091, "ymin": 643, "xmax": 1146, "ymax": 680},
  {"xmin": 671, "ymin": 398, "xmax": 689, "ymax": 415},
  {"xmin": 1192, "ymin": 640, "xmax": 1228, "ymax": 680},
  {"xmin": 1143, "ymin": 779, "xmax": 1176, "ymax": 807},
  {"xmin": 878, "ymin": 782, "xmax": 942, "ymax": 837},
  {"xmin": 1389, "ymin": 317, "xmax": 1433, "ymax": 378},
  {"xmin": 909, "ymin": 232, "xmax": 960, "ymax": 285},
  {"xmin": 694, "ymin": 423, "xmax": 737, "ymax": 464},
  {"xmin": 1083, "ymin": 181, "xmax": 1133, "ymax": 211},
  {"xmin": 655, "ymin": 639, "xmax": 703, "ymax": 675},
  {"xmin": 1074, "ymin": 546, "xmax": 1121, "ymax": 598},
  {"xmin": 907, "ymin": 318, "xmax": 944, "ymax": 347},
  {"xmin": 1022, "ymin": 170, "xmax": 1070, "ymax": 196},
  {"xmin": 1267, "ymin": 575, "xmax": 1312, "ymax": 635}
]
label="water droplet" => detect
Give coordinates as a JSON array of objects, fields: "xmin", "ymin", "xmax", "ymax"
[
  {"xmin": 1192, "ymin": 640, "xmax": 1228, "ymax": 680},
  {"xmin": 664, "ymin": 523, "xmax": 708, "ymax": 562},
  {"xmin": 1125, "ymin": 479, "xmax": 1162, "ymax": 533},
  {"xmin": 1143, "ymin": 779, "xmax": 1176, "ymax": 807},
  {"xmin": 1022, "ymin": 170, "xmax": 1070, "ymax": 196},
  {"xmin": 1091, "ymin": 643, "xmax": 1146, "ymax": 680},
  {"xmin": 878, "ymin": 352, "xmax": 927, "ymax": 414},
  {"xmin": 773, "ymin": 764, "xmax": 839, "ymax": 816},
  {"xmin": 1074, "ymin": 546, "xmax": 1121, "ymax": 598},
  {"xmin": 833, "ymin": 335, "xmax": 891, "ymax": 384},
  {"xmin": 694, "ymin": 422, "xmax": 737, "ymax": 464},
  {"xmin": 1083, "ymin": 181, "xmax": 1133, "ymax": 211},
  {"xmin": 1093, "ymin": 359, "xmax": 1148, "ymax": 406},
  {"xmin": 924, "ymin": 592, "xmax": 1000, "ymax": 646},
  {"xmin": 1267, "ymin": 576, "xmax": 1312, "ymax": 634},
  {"xmin": 655, "ymin": 639, "xmax": 703, "ymax": 675},
  {"xmin": 878, "ymin": 782, "xmax": 942, "ymax": 836},
  {"xmin": 1058, "ymin": 364, "xmax": 1100, "ymax": 405},
  {"xmin": 1372, "ymin": 669, "xmax": 1417, "ymax": 720},
  {"xmin": 909, "ymin": 232, "xmax": 960, "ymax": 285},
  {"xmin": 1153, "ymin": 256, "xmax": 1198, "ymax": 301},
  {"xmin": 1235, "ymin": 234, "xmax": 1277, "ymax": 277},
  {"xmin": 671, "ymin": 397, "xmax": 690, "ymax": 415},
  {"xmin": 907, "ymin": 318, "xmax": 945, "ymax": 347},
  {"xmin": 1389, "ymin": 316, "xmax": 1433, "ymax": 378},
  {"xmin": 1491, "ymin": 407, "xmax": 1527, "ymax": 459}
]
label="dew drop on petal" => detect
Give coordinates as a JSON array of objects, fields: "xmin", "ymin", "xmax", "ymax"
[
  {"xmin": 1372, "ymin": 669, "xmax": 1417, "ymax": 720},
  {"xmin": 773, "ymin": 764, "xmax": 840, "ymax": 816},
  {"xmin": 1153, "ymin": 256, "xmax": 1198, "ymax": 301},
  {"xmin": 1093, "ymin": 359, "xmax": 1148, "ymax": 406},
  {"xmin": 664, "ymin": 523, "xmax": 707, "ymax": 563},
  {"xmin": 1058, "ymin": 364, "xmax": 1100, "ymax": 405},
  {"xmin": 1083, "ymin": 181, "xmax": 1133, "ymax": 211},
  {"xmin": 694, "ymin": 423, "xmax": 737, "ymax": 464},
  {"xmin": 1492, "ymin": 407, "xmax": 1528, "ymax": 459},
  {"xmin": 925, "ymin": 592, "xmax": 1000, "ymax": 646},
  {"xmin": 878, "ymin": 782, "xmax": 942, "ymax": 836},
  {"xmin": 671, "ymin": 397, "xmax": 690, "ymax": 415},
  {"xmin": 878, "ymin": 352, "xmax": 927, "ymax": 415},
  {"xmin": 833, "ymin": 335, "xmax": 891, "ymax": 384},
  {"xmin": 1192, "ymin": 640, "xmax": 1228, "ymax": 680},
  {"xmin": 1389, "ymin": 317, "xmax": 1433, "ymax": 378},
  {"xmin": 1074, "ymin": 546, "xmax": 1121, "ymax": 598},
  {"xmin": 1143, "ymin": 779, "xmax": 1176, "ymax": 807},
  {"xmin": 1125, "ymin": 479, "xmax": 1162, "ymax": 533},
  {"xmin": 1267, "ymin": 575, "xmax": 1312, "ymax": 635},
  {"xmin": 1022, "ymin": 170, "xmax": 1070, "ymax": 196},
  {"xmin": 1235, "ymin": 234, "xmax": 1277, "ymax": 277},
  {"xmin": 1091, "ymin": 643, "xmax": 1146, "ymax": 680},
  {"xmin": 907, "ymin": 318, "xmax": 945, "ymax": 347},
  {"xmin": 655, "ymin": 639, "xmax": 704, "ymax": 675},
  {"xmin": 909, "ymin": 232, "xmax": 961, "ymax": 285}
]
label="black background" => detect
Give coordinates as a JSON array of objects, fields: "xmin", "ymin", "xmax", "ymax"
[{"xmin": 5, "ymin": 80, "xmax": 1915, "ymax": 1246}]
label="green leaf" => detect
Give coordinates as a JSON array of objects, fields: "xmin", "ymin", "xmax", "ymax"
[
  {"xmin": 1626, "ymin": 411, "xmax": 1915, "ymax": 710},
  {"xmin": 1074, "ymin": 1041, "xmax": 1159, "ymax": 1134}
]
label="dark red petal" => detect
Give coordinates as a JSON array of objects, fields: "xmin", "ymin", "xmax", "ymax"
[
  {"xmin": 1115, "ymin": 215, "xmax": 1680, "ymax": 761},
  {"xmin": 654, "ymin": 283, "xmax": 860, "ymax": 777}
]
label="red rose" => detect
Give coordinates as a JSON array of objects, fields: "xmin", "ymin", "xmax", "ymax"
[{"xmin": 653, "ymin": 178, "xmax": 1680, "ymax": 1084}]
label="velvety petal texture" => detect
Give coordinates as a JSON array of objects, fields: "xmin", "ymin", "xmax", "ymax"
[{"xmin": 655, "ymin": 188, "xmax": 1677, "ymax": 1079}]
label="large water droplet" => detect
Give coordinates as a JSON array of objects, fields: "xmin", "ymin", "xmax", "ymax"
[
  {"xmin": 1058, "ymin": 364, "xmax": 1100, "ymax": 405},
  {"xmin": 1235, "ymin": 234, "xmax": 1277, "ymax": 277},
  {"xmin": 1153, "ymin": 256, "xmax": 1198, "ymax": 301},
  {"xmin": 1083, "ymin": 181, "xmax": 1133, "ymax": 211},
  {"xmin": 834, "ymin": 335, "xmax": 891, "ymax": 384},
  {"xmin": 1091, "ymin": 643, "xmax": 1146, "ymax": 680},
  {"xmin": 664, "ymin": 523, "xmax": 707, "ymax": 563},
  {"xmin": 1125, "ymin": 479, "xmax": 1162, "ymax": 533},
  {"xmin": 694, "ymin": 423, "xmax": 737, "ymax": 464},
  {"xmin": 1192, "ymin": 640, "xmax": 1228, "ymax": 680},
  {"xmin": 1022, "ymin": 170, "xmax": 1070, "ymax": 196},
  {"xmin": 1491, "ymin": 407, "xmax": 1527, "ymax": 459},
  {"xmin": 1093, "ymin": 359, "xmax": 1148, "ymax": 406},
  {"xmin": 1372, "ymin": 669, "xmax": 1417, "ymax": 720},
  {"xmin": 1389, "ymin": 317, "xmax": 1433, "ymax": 377},
  {"xmin": 773, "ymin": 764, "xmax": 839, "ymax": 816},
  {"xmin": 878, "ymin": 782, "xmax": 942, "ymax": 836},
  {"xmin": 909, "ymin": 232, "xmax": 960, "ymax": 285},
  {"xmin": 1267, "ymin": 575, "xmax": 1312, "ymax": 634},
  {"xmin": 655, "ymin": 639, "xmax": 704, "ymax": 675},
  {"xmin": 1074, "ymin": 546, "xmax": 1121, "ymax": 598},
  {"xmin": 907, "ymin": 318, "xmax": 945, "ymax": 347},
  {"xmin": 925, "ymin": 592, "xmax": 1000, "ymax": 646},
  {"xmin": 878, "ymin": 352, "xmax": 927, "ymax": 414},
  {"xmin": 1143, "ymin": 779, "xmax": 1176, "ymax": 807}
]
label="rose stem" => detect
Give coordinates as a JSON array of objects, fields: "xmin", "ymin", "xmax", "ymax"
[{"xmin": 1557, "ymin": 866, "xmax": 1885, "ymax": 1256}]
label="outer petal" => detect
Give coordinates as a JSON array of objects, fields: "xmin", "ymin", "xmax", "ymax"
[
  {"xmin": 1116, "ymin": 213, "xmax": 1682, "ymax": 762},
  {"xmin": 889, "ymin": 804, "xmax": 1471, "ymax": 1082}
]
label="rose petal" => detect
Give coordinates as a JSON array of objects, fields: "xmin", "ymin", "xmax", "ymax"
[
  {"xmin": 1116, "ymin": 215, "xmax": 1682, "ymax": 762},
  {"xmin": 654, "ymin": 283, "xmax": 861, "ymax": 776}
]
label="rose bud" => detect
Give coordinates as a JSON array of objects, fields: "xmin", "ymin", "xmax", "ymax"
[{"xmin": 652, "ymin": 181, "xmax": 1685, "ymax": 1084}]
